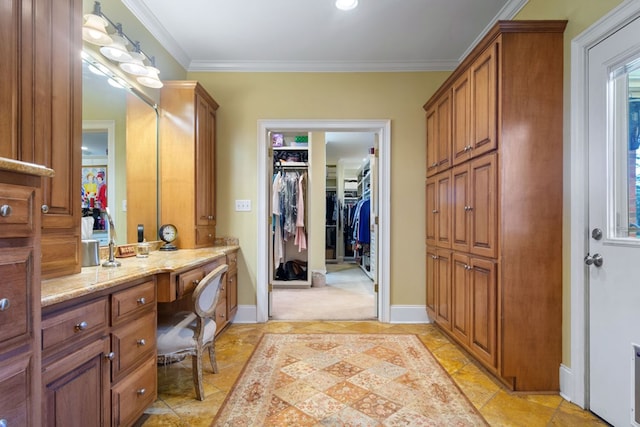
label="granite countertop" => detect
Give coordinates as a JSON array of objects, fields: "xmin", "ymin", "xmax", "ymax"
[
  {"xmin": 41, "ymin": 245, "xmax": 239, "ymax": 308},
  {"xmin": 0, "ymin": 157, "xmax": 55, "ymax": 177}
]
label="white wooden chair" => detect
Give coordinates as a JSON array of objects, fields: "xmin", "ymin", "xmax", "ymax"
[{"xmin": 156, "ymin": 264, "xmax": 228, "ymax": 400}]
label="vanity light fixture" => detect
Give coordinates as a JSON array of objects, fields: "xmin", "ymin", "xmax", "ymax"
[
  {"xmin": 119, "ymin": 50, "xmax": 148, "ymax": 76},
  {"xmin": 100, "ymin": 31, "xmax": 133, "ymax": 63},
  {"xmin": 82, "ymin": 1, "xmax": 163, "ymax": 88},
  {"xmin": 82, "ymin": 13, "xmax": 112, "ymax": 46},
  {"xmin": 137, "ymin": 65, "xmax": 163, "ymax": 89},
  {"xmin": 335, "ymin": 0, "xmax": 358, "ymax": 11}
]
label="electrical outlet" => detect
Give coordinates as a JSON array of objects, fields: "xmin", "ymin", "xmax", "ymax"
[
  {"xmin": 122, "ymin": 199, "xmax": 127, "ymax": 212},
  {"xmin": 235, "ymin": 199, "xmax": 251, "ymax": 211}
]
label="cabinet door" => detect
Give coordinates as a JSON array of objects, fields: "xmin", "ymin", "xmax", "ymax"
[
  {"xmin": 195, "ymin": 94, "xmax": 215, "ymax": 228},
  {"xmin": 425, "ymin": 177, "xmax": 437, "ymax": 247},
  {"xmin": 0, "ymin": 353, "xmax": 35, "ymax": 426},
  {"xmin": 226, "ymin": 270, "xmax": 238, "ymax": 321},
  {"xmin": 195, "ymin": 93, "xmax": 216, "ymax": 247},
  {"xmin": 425, "ymin": 246, "xmax": 437, "ymax": 320},
  {"xmin": 452, "ymin": 163, "xmax": 470, "ymax": 253},
  {"xmin": 434, "ymin": 249, "xmax": 451, "ymax": 330},
  {"xmin": 42, "ymin": 337, "xmax": 111, "ymax": 427},
  {"xmin": 0, "ymin": 247, "xmax": 33, "ymax": 350},
  {"xmin": 0, "ymin": 0, "xmax": 23, "ymax": 159},
  {"xmin": 469, "ymin": 257, "xmax": 497, "ymax": 368},
  {"xmin": 470, "ymin": 41, "xmax": 498, "ymax": 158},
  {"xmin": 469, "ymin": 153, "xmax": 497, "ymax": 258},
  {"xmin": 435, "ymin": 171, "xmax": 451, "ymax": 248},
  {"xmin": 435, "ymin": 92, "xmax": 452, "ymax": 172},
  {"xmin": 452, "ymin": 70, "xmax": 471, "ymax": 165},
  {"xmin": 425, "ymin": 107, "xmax": 438, "ymax": 177},
  {"xmin": 32, "ymin": 0, "xmax": 82, "ymax": 278},
  {"xmin": 451, "ymin": 253, "xmax": 470, "ymax": 345}
]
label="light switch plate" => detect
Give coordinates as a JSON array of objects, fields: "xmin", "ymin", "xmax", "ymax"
[{"xmin": 235, "ymin": 200, "xmax": 251, "ymax": 211}]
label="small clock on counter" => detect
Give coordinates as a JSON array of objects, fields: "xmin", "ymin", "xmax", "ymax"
[{"xmin": 158, "ymin": 224, "xmax": 178, "ymax": 251}]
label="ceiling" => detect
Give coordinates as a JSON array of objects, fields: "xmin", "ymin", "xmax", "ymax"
[
  {"xmin": 117, "ymin": 0, "xmax": 522, "ymax": 162},
  {"xmin": 123, "ymin": 0, "xmax": 521, "ymax": 72}
]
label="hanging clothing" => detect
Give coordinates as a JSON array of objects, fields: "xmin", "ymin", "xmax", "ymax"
[
  {"xmin": 294, "ymin": 172, "xmax": 307, "ymax": 251},
  {"xmin": 352, "ymin": 197, "xmax": 371, "ymax": 244},
  {"xmin": 272, "ymin": 172, "xmax": 284, "ymax": 268}
]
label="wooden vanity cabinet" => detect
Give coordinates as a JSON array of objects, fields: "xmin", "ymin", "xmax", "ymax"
[
  {"xmin": 41, "ymin": 297, "xmax": 111, "ymax": 427},
  {"xmin": 110, "ymin": 280, "xmax": 157, "ymax": 427},
  {"xmin": 424, "ymin": 21, "xmax": 566, "ymax": 391},
  {"xmin": 41, "ymin": 279, "xmax": 157, "ymax": 427},
  {"xmin": 157, "ymin": 250, "xmax": 238, "ymax": 334},
  {"xmin": 1, "ymin": 0, "xmax": 83, "ymax": 279},
  {"xmin": 0, "ymin": 166, "xmax": 49, "ymax": 427},
  {"xmin": 160, "ymin": 81, "xmax": 218, "ymax": 249}
]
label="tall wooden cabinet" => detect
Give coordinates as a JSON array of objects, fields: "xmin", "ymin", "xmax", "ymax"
[
  {"xmin": 1, "ymin": 0, "xmax": 82, "ymax": 279},
  {"xmin": 160, "ymin": 81, "xmax": 218, "ymax": 248},
  {"xmin": 0, "ymin": 161, "xmax": 53, "ymax": 427},
  {"xmin": 424, "ymin": 20, "xmax": 566, "ymax": 392}
]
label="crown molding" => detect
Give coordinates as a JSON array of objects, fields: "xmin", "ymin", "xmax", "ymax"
[
  {"xmin": 187, "ymin": 59, "xmax": 458, "ymax": 73},
  {"xmin": 121, "ymin": 0, "xmax": 191, "ymax": 70},
  {"xmin": 458, "ymin": 0, "xmax": 529, "ymax": 62}
]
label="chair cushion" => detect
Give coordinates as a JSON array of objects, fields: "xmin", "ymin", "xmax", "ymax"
[{"xmin": 156, "ymin": 311, "xmax": 217, "ymax": 356}]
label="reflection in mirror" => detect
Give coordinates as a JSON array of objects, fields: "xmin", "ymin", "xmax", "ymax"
[
  {"xmin": 630, "ymin": 68, "xmax": 640, "ymax": 236},
  {"xmin": 81, "ymin": 121, "xmax": 114, "ymax": 245},
  {"xmin": 82, "ymin": 53, "xmax": 159, "ymax": 246}
]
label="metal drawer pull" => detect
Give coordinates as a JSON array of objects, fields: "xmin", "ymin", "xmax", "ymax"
[
  {"xmin": 0, "ymin": 204, "xmax": 12, "ymax": 217},
  {"xmin": 0, "ymin": 298, "xmax": 10, "ymax": 311},
  {"xmin": 137, "ymin": 339, "xmax": 146, "ymax": 346},
  {"xmin": 75, "ymin": 321, "xmax": 88, "ymax": 331},
  {"xmin": 137, "ymin": 388, "xmax": 146, "ymax": 396},
  {"xmin": 192, "ymin": 279, "xmax": 200, "ymax": 285},
  {"xmin": 105, "ymin": 352, "xmax": 115, "ymax": 361},
  {"xmin": 41, "ymin": 204, "xmax": 49, "ymax": 213},
  {"xmin": 0, "ymin": 418, "xmax": 7, "ymax": 427},
  {"xmin": 137, "ymin": 297, "xmax": 146, "ymax": 305}
]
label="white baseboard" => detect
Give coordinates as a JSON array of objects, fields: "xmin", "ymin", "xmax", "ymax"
[
  {"xmin": 233, "ymin": 304, "xmax": 431, "ymax": 324},
  {"xmin": 560, "ymin": 363, "xmax": 578, "ymax": 405},
  {"xmin": 389, "ymin": 305, "xmax": 431, "ymax": 323},
  {"xmin": 233, "ymin": 305, "xmax": 258, "ymax": 323}
]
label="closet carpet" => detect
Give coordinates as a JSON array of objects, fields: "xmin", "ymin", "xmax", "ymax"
[{"xmin": 271, "ymin": 263, "xmax": 375, "ymax": 321}]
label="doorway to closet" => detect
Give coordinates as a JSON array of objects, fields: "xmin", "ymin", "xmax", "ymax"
[
  {"xmin": 270, "ymin": 131, "xmax": 377, "ymax": 320},
  {"xmin": 256, "ymin": 120, "xmax": 390, "ymax": 323}
]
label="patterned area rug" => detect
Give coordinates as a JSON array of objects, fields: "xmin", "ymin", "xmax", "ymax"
[{"xmin": 212, "ymin": 334, "xmax": 487, "ymax": 426}]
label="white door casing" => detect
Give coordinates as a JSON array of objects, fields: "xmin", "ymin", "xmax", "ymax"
[
  {"xmin": 570, "ymin": 0, "xmax": 640, "ymax": 419},
  {"xmin": 256, "ymin": 119, "xmax": 391, "ymax": 324}
]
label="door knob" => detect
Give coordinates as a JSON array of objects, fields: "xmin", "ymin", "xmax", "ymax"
[{"xmin": 584, "ymin": 253, "xmax": 604, "ymax": 267}]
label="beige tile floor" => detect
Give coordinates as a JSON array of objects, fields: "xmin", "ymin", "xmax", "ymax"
[{"xmin": 136, "ymin": 321, "xmax": 609, "ymax": 426}]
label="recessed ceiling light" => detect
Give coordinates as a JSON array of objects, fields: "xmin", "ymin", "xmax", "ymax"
[{"xmin": 335, "ymin": 0, "xmax": 358, "ymax": 11}]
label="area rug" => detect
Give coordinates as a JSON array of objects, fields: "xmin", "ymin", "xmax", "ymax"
[{"xmin": 212, "ymin": 334, "xmax": 487, "ymax": 426}]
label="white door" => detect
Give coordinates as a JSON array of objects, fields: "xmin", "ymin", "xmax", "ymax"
[{"xmin": 588, "ymin": 15, "xmax": 640, "ymax": 426}]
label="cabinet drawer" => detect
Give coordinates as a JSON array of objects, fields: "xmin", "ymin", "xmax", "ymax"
[
  {"xmin": 0, "ymin": 247, "xmax": 33, "ymax": 347},
  {"xmin": 215, "ymin": 297, "xmax": 227, "ymax": 331},
  {"xmin": 42, "ymin": 298, "xmax": 108, "ymax": 353},
  {"xmin": 0, "ymin": 354, "xmax": 31, "ymax": 426},
  {"xmin": 111, "ymin": 355, "xmax": 157, "ymax": 427},
  {"xmin": 226, "ymin": 251, "xmax": 237, "ymax": 272},
  {"xmin": 0, "ymin": 183, "xmax": 35, "ymax": 238},
  {"xmin": 111, "ymin": 280, "xmax": 156, "ymax": 325},
  {"xmin": 177, "ymin": 268, "xmax": 206, "ymax": 299},
  {"xmin": 111, "ymin": 310, "xmax": 156, "ymax": 381}
]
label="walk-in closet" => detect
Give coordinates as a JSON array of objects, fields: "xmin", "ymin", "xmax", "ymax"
[
  {"xmin": 269, "ymin": 130, "xmax": 379, "ymax": 320},
  {"xmin": 270, "ymin": 131, "xmax": 311, "ymax": 288}
]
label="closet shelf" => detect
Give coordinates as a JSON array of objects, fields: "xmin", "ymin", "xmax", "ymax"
[{"xmin": 273, "ymin": 146, "xmax": 308, "ymax": 151}]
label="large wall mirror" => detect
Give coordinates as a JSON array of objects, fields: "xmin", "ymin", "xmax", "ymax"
[{"xmin": 82, "ymin": 54, "xmax": 159, "ymax": 246}]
